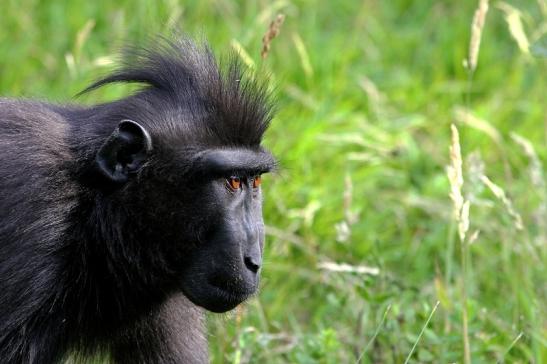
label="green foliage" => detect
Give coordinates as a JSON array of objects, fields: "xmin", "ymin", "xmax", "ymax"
[{"xmin": 1, "ymin": 0, "xmax": 546, "ymax": 362}]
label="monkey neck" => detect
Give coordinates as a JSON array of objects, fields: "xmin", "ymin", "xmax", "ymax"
[
  {"xmin": 61, "ymin": 231, "xmax": 209, "ymax": 357},
  {"xmin": 106, "ymin": 293, "xmax": 208, "ymax": 363},
  {"xmin": 153, "ymin": 293, "xmax": 209, "ymax": 362},
  {"xmin": 70, "ymin": 293, "xmax": 209, "ymax": 362}
]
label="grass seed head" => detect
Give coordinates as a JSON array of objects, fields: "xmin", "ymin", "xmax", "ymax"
[
  {"xmin": 467, "ymin": 0, "xmax": 489, "ymax": 72},
  {"xmin": 261, "ymin": 14, "xmax": 286, "ymax": 59}
]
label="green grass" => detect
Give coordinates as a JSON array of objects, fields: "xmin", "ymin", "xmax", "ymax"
[{"xmin": 1, "ymin": 0, "xmax": 546, "ymax": 362}]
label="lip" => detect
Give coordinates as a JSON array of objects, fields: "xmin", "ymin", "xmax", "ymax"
[
  {"xmin": 208, "ymin": 278, "xmax": 256, "ymax": 298},
  {"xmin": 202, "ymin": 281, "xmax": 254, "ymax": 313}
]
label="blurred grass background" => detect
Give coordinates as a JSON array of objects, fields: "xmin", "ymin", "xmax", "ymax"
[{"xmin": 1, "ymin": 0, "xmax": 546, "ymax": 363}]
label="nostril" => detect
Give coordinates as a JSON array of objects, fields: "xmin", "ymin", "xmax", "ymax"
[{"xmin": 244, "ymin": 256, "xmax": 260, "ymax": 273}]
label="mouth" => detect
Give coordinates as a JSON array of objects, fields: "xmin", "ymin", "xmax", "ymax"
[
  {"xmin": 180, "ymin": 268, "xmax": 260, "ymax": 313},
  {"xmin": 201, "ymin": 281, "xmax": 254, "ymax": 313}
]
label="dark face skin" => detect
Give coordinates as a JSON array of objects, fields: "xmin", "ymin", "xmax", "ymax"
[
  {"xmin": 172, "ymin": 150, "xmax": 273, "ymax": 312},
  {"xmin": 178, "ymin": 173, "xmax": 265, "ymax": 313}
]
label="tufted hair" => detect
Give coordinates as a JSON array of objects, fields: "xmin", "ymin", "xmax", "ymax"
[{"xmin": 80, "ymin": 37, "xmax": 274, "ymax": 148}]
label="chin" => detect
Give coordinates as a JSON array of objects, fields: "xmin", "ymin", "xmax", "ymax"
[
  {"xmin": 181, "ymin": 277, "xmax": 258, "ymax": 313},
  {"xmin": 201, "ymin": 284, "xmax": 253, "ymax": 313}
]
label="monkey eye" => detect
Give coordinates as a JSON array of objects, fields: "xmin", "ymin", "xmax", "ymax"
[
  {"xmin": 252, "ymin": 175, "xmax": 262, "ymax": 188},
  {"xmin": 226, "ymin": 176, "xmax": 242, "ymax": 191}
]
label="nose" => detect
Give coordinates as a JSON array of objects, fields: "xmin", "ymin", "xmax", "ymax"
[
  {"xmin": 242, "ymin": 219, "xmax": 262, "ymax": 274},
  {"xmin": 244, "ymin": 255, "xmax": 261, "ymax": 273}
]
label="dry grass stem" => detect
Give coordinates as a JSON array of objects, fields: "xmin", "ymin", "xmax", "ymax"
[
  {"xmin": 448, "ymin": 124, "xmax": 464, "ymax": 213},
  {"xmin": 510, "ymin": 133, "xmax": 545, "ymax": 191},
  {"xmin": 404, "ymin": 301, "xmax": 441, "ymax": 364},
  {"xmin": 336, "ymin": 174, "xmax": 359, "ymax": 242},
  {"xmin": 344, "ymin": 174, "xmax": 358, "ymax": 225},
  {"xmin": 501, "ymin": 331, "xmax": 524, "ymax": 360},
  {"xmin": 497, "ymin": 2, "xmax": 530, "ymax": 53},
  {"xmin": 292, "ymin": 32, "xmax": 314, "ymax": 77},
  {"xmin": 511, "ymin": 133, "xmax": 546, "ymax": 244},
  {"xmin": 75, "ymin": 19, "xmax": 96, "ymax": 60},
  {"xmin": 468, "ymin": 230, "xmax": 480, "ymax": 245},
  {"xmin": 356, "ymin": 304, "xmax": 392, "ymax": 363},
  {"xmin": 454, "ymin": 107, "xmax": 502, "ymax": 144},
  {"xmin": 335, "ymin": 221, "xmax": 351, "ymax": 243},
  {"xmin": 466, "ymin": 151, "xmax": 486, "ymax": 201},
  {"xmin": 261, "ymin": 14, "xmax": 286, "ymax": 59},
  {"xmin": 317, "ymin": 261, "xmax": 380, "ymax": 276},
  {"xmin": 459, "ymin": 200, "xmax": 471, "ymax": 242},
  {"xmin": 231, "ymin": 39, "xmax": 256, "ymax": 69},
  {"xmin": 481, "ymin": 175, "xmax": 524, "ymax": 230},
  {"xmin": 467, "ymin": 0, "xmax": 489, "ymax": 72}
]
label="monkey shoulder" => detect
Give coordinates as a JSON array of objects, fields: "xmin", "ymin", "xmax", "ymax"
[
  {"xmin": 0, "ymin": 98, "xmax": 69, "ymax": 143},
  {"xmin": 0, "ymin": 99, "xmax": 75, "ymax": 249},
  {"xmin": 0, "ymin": 98, "xmax": 73, "ymax": 176}
]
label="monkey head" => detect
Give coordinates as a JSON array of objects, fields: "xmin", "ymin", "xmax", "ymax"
[{"xmin": 81, "ymin": 39, "xmax": 276, "ymax": 313}]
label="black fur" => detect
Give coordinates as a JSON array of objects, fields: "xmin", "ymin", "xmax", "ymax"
[{"xmin": 0, "ymin": 37, "xmax": 275, "ymax": 363}]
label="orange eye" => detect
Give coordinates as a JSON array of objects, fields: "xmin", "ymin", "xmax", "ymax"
[
  {"xmin": 253, "ymin": 175, "xmax": 262, "ymax": 188},
  {"xmin": 227, "ymin": 176, "xmax": 241, "ymax": 190}
]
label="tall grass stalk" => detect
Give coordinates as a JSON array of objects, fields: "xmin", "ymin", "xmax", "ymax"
[
  {"xmin": 448, "ymin": 125, "xmax": 471, "ymax": 364},
  {"xmin": 403, "ymin": 301, "xmax": 440, "ymax": 364},
  {"xmin": 355, "ymin": 304, "xmax": 391, "ymax": 363},
  {"xmin": 500, "ymin": 331, "xmax": 524, "ymax": 362},
  {"xmin": 450, "ymin": 2, "xmax": 490, "ymax": 362}
]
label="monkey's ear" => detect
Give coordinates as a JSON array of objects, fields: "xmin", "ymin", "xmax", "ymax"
[{"xmin": 95, "ymin": 120, "xmax": 153, "ymax": 184}]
